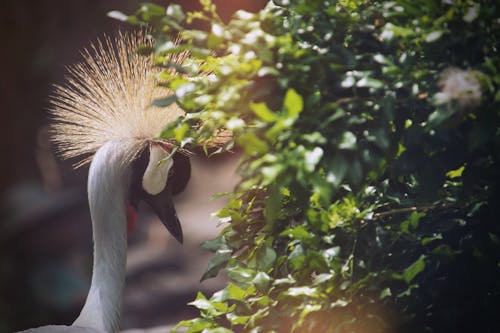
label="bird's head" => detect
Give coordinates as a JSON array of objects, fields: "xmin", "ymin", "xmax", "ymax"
[
  {"xmin": 127, "ymin": 141, "xmax": 190, "ymax": 243},
  {"xmin": 49, "ymin": 32, "xmax": 195, "ymax": 243}
]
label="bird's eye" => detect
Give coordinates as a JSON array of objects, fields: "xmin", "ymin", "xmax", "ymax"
[{"xmin": 142, "ymin": 144, "xmax": 173, "ymax": 195}]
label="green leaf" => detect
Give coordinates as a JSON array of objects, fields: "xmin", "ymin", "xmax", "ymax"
[
  {"xmin": 427, "ymin": 108, "xmax": 455, "ymax": 127},
  {"xmin": 402, "ymin": 255, "xmax": 426, "ymax": 284},
  {"xmin": 151, "ymin": 95, "xmax": 177, "ymax": 107},
  {"xmin": 356, "ymin": 76, "xmax": 384, "ymax": 89},
  {"xmin": 189, "ymin": 293, "xmax": 211, "ymax": 309},
  {"xmin": 201, "ymin": 249, "xmax": 232, "ymax": 281},
  {"xmin": 263, "ymin": 184, "xmax": 283, "ymax": 222},
  {"xmin": 380, "ymin": 287, "xmax": 392, "ymax": 299},
  {"xmin": 273, "ymin": 275, "xmax": 296, "ymax": 286},
  {"xmin": 284, "ymin": 88, "xmax": 303, "ymax": 118},
  {"xmin": 188, "ymin": 292, "xmax": 229, "ymax": 316},
  {"xmin": 463, "ymin": 3, "xmax": 480, "ymax": 23},
  {"xmin": 401, "ymin": 212, "xmax": 425, "ymax": 233},
  {"xmin": 396, "ymin": 143, "xmax": 406, "ymax": 158},
  {"xmin": 397, "ymin": 284, "xmax": 419, "ymax": 298},
  {"xmin": 173, "ymin": 318, "xmax": 213, "ymax": 332},
  {"xmin": 302, "ymin": 131, "xmax": 327, "ymax": 144},
  {"xmin": 338, "ymin": 131, "xmax": 357, "ymax": 150},
  {"xmin": 421, "ymin": 233, "xmax": 443, "ymax": 246},
  {"xmin": 207, "ymin": 33, "xmax": 224, "ymax": 49},
  {"xmin": 296, "ymin": 304, "xmax": 322, "ymax": 328},
  {"xmin": 226, "ymin": 312, "xmax": 250, "ymax": 325},
  {"xmin": 174, "ymin": 123, "xmax": 189, "ymax": 142},
  {"xmin": 252, "ymin": 272, "xmax": 271, "ymax": 292},
  {"xmin": 382, "ymin": 23, "xmax": 415, "ymax": 40},
  {"xmin": 107, "ymin": 10, "xmax": 129, "ymax": 22},
  {"xmin": 189, "ymin": 292, "xmax": 230, "ymax": 317},
  {"xmin": 175, "ymin": 82, "xmax": 197, "ymax": 98},
  {"xmin": 446, "ymin": 165, "xmax": 465, "ymax": 179},
  {"xmin": 157, "ymin": 116, "xmax": 183, "ymax": 139},
  {"xmin": 286, "ymin": 286, "xmax": 319, "ymax": 297},
  {"xmin": 432, "ymin": 244, "xmax": 462, "ymax": 256},
  {"xmin": 261, "ymin": 164, "xmax": 285, "ymax": 185},
  {"xmin": 280, "ymin": 225, "xmax": 313, "ymax": 242},
  {"xmin": 226, "ymin": 283, "xmax": 249, "ymax": 300},
  {"xmin": 226, "ymin": 266, "xmax": 256, "ymax": 285},
  {"xmin": 409, "ymin": 211, "xmax": 425, "ymax": 229},
  {"xmin": 250, "ymin": 102, "xmax": 279, "ymax": 122},
  {"xmin": 138, "ymin": 3, "xmax": 165, "ymax": 16},
  {"xmin": 288, "ymin": 244, "xmax": 306, "ymax": 270},
  {"xmin": 201, "ymin": 236, "xmax": 226, "ymax": 252},
  {"xmin": 166, "ymin": 4, "xmax": 185, "ymax": 22},
  {"xmin": 327, "ymin": 154, "xmax": 348, "ymax": 186},
  {"xmin": 311, "ymin": 173, "xmax": 333, "ymax": 206},
  {"xmin": 236, "ymin": 133, "xmax": 268, "ymax": 156},
  {"xmin": 157, "ymin": 40, "xmax": 188, "ymax": 54},
  {"xmin": 401, "ymin": 211, "xmax": 425, "ymax": 233},
  {"xmin": 205, "ymin": 328, "xmax": 233, "ymax": 333},
  {"xmin": 304, "ymin": 147, "xmax": 324, "ymax": 172},
  {"xmin": 313, "ymin": 273, "xmax": 334, "ymax": 285},
  {"xmin": 425, "ymin": 31, "xmax": 444, "ymax": 43},
  {"xmin": 258, "ymin": 66, "xmax": 280, "ymax": 77},
  {"xmin": 256, "ymin": 246, "xmax": 277, "ymax": 271},
  {"xmin": 322, "ymin": 247, "xmax": 340, "ymax": 261}
]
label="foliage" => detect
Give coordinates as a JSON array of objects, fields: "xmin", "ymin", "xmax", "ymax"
[{"xmin": 114, "ymin": 1, "xmax": 500, "ymax": 332}]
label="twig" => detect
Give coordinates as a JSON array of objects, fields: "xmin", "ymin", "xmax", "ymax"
[{"xmin": 373, "ymin": 205, "xmax": 436, "ymax": 219}]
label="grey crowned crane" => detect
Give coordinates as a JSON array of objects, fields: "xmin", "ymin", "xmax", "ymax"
[{"xmin": 18, "ymin": 31, "xmax": 191, "ymax": 333}]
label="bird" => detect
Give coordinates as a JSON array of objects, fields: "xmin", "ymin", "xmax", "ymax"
[{"xmin": 17, "ymin": 31, "xmax": 191, "ymax": 333}]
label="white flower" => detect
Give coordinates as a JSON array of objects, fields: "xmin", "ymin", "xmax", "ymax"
[{"xmin": 435, "ymin": 67, "xmax": 482, "ymax": 107}]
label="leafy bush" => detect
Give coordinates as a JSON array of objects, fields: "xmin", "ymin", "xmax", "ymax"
[{"xmin": 114, "ymin": 1, "xmax": 499, "ymax": 332}]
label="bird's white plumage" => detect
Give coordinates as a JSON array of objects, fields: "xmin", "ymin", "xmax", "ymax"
[
  {"xmin": 142, "ymin": 144, "xmax": 173, "ymax": 195},
  {"xmin": 18, "ymin": 325, "xmax": 103, "ymax": 333},
  {"xmin": 72, "ymin": 140, "xmax": 133, "ymax": 332}
]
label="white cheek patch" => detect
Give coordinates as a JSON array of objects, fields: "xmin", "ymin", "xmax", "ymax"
[{"xmin": 142, "ymin": 145, "xmax": 174, "ymax": 195}]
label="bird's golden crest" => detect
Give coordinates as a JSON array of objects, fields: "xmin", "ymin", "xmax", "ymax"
[{"xmin": 50, "ymin": 31, "xmax": 185, "ymax": 167}]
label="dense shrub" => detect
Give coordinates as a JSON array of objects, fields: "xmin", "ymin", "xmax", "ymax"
[{"xmin": 115, "ymin": 1, "xmax": 499, "ymax": 331}]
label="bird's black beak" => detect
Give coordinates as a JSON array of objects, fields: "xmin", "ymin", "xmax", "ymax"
[
  {"xmin": 130, "ymin": 145, "xmax": 191, "ymax": 244},
  {"xmin": 141, "ymin": 188, "xmax": 183, "ymax": 243}
]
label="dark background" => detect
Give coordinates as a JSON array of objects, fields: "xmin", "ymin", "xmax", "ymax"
[{"xmin": 0, "ymin": 0, "xmax": 266, "ymax": 331}]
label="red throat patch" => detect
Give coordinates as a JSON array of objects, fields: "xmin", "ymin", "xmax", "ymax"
[{"xmin": 126, "ymin": 203, "xmax": 138, "ymax": 235}]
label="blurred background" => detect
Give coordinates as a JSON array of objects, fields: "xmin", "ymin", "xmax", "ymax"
[{"xmin": 0, "ymin": 0, "xmax": 266, "ymax": 331}]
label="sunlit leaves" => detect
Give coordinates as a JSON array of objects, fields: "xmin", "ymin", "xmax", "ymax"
[
  {"xmin": 166, "ymin": 4, "xmax": 186, "ymax": 23},
  {"xmin": 250, "ymin": 102, "xmax": 278, "ymax": 122},
  {"xmin": 283, "ymin": 88, "xmax": 303, "ymax": 118},
  {"xmin": 236, "ymin": 132, "xmax": 268, "ymax": 156},
  {"xmin": 120, "ymin": 0, "xmax": 500, "ymax": 332},
  {"xmin": 280, "ymin": 225, "xmax": 314, "ymax": 243},
  {"xmin": 446, "ymin": 165, "xmax": 465, "ymax": 179}
]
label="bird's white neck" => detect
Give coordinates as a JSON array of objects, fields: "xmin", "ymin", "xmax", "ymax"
[{"xmin": 73, "ymin": 141, "xmax": 134, "ymax": 333}]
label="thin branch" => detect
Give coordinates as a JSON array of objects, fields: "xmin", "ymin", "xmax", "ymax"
[{"xmin": 373, "ymin": 205, "xmax": 437, "ymax": 219}]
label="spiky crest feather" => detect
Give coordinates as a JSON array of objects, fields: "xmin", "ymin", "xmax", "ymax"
[{"xmin": 50, "ymin": 31, "xmax": 185, "ymax": 167}]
